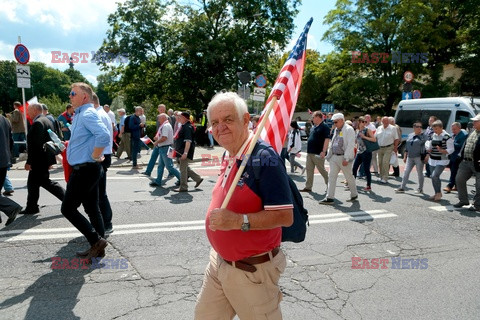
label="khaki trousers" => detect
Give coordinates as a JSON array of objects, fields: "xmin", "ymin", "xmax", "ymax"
[
  {"xmin": 377, "ymin": 145, "xmax": 394, "ymax": 181},
  {"xmin": 178, "ymin": 158, "xmax": 201, "ymax": 190},
  {"xmin": 305, "ymin": 153, "xmax": 328, "ymax": 190},
  {"xmin": 327, "ymin": 155, "xmax": 357, "ymax": 199},
  {"xmin": 195, "ymin": 249, "xmax": 286, "ymax": 320},
  {"xmin": 116, "ymin": 132, "xmax": 131, "ymax": 158}
]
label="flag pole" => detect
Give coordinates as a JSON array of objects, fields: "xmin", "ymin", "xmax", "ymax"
[{"xmin": 221, "ymin": 96, "xmax": 278, "ymax": 209}]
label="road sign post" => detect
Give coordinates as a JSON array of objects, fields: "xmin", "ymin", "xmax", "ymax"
[{"xmin": 14, "ymin": 37, "xmax": 29, "ymax": 139}]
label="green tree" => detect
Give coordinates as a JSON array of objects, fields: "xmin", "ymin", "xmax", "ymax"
[
  {"xmin": 323, "ymin": 0, "xmax": 479, "ymax": 114},
  {"xmin": 96, "ymin": 0, "xmax": 300, "ymax": 114}
]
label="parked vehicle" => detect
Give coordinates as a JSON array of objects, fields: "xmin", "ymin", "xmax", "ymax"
[
  {"xmin": 297, "ymin": 121, "xmax": 308, "ymax": 140},
  {"xmin": 394, "ymin": 97, "xmax": 480, "ymax": 155}
]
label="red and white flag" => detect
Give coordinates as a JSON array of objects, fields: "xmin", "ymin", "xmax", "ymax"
[
  {"xmin": 257, "ymin": 18, "xmax": 313, "ymax": 153},
  {"xmin": 19, "ymin": 96, "xmax": 38, "ymax": 114}
]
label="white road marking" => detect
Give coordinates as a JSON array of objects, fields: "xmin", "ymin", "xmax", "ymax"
[
  {"xmin": 429, "ymin": 205, "xmax": 469, "ymax": 212},
  {"xmin": 0, "ymin": 210, "xmax": 397, "ymax": 242}
]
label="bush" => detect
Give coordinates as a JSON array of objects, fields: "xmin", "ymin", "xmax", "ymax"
[{"xmin": 40, "ymin": 94, "xmax": 68, "ymax": 117}]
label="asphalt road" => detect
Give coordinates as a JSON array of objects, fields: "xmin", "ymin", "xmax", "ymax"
[{"xmin": 1, "ymin": 149, "xmax": 480, "ymax": 320}]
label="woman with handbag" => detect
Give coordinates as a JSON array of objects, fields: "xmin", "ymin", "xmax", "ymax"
[
  {"xmin": 287, "ymin": 121, "xmax": 305, "ymax": 174},
  {"xmin": 352, "ymin": 116, "xmax": 377, "ymax": 191},
  {"xmin": 395, "ymin": 121, "xmax": 427, "ymax": 194}
]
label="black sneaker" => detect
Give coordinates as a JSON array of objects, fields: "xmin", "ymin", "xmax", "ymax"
[
  {"xmin": 6, "ymin": 206, "xmax": 21, "ymax": 226},
  {"xmin": 149, "ymin": 181, "xmax": 160, "ymax": 187},
  {"xmin": 453, "ymin": 202, "xmax": 469, "ymax": 208},
  {"xmin": 346, "ymin": 196, "xmax": 358, "ymax": 202},
  {"xmin": 19, "ymin": 207, "xmax": 40, "ymax": 215},
  {"xmin": 319, "ymin": 198, "xmax": 334, "ymax": 205}
]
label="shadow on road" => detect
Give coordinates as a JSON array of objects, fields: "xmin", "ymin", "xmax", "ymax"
[{"xmin": 0, "ymin": 239, "xmax": 93, "ymax": 320}]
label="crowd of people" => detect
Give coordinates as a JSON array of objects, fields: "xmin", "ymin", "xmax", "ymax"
[
  {"xmin": 294, "ymin": 110, "xmax": 480, "ymax": 211},
  {"xmin": 2, "ymin": 87, "xmax": 480, "ymax": 318}
]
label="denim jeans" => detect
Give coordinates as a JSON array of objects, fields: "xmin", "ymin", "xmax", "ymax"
[
  {"xmin": 3, "ymin": 169, "xmax": 13, "ymax": 191},
  {"xmin": 131, "ymin": 137, "xmax": 140, "ymax": 166},
  {"xmin": 207, "ymin": 131, "xmax": 214, "ymax": 147},
  {"xmin": 145, "ymin": 146, "xmax": 160, "ymax": 175},
  {"xmin": 430, "ymin": 164, "xmax": 446, "ymax": 193},
  {"xmin": 155, "ymin": 146, "xmax": 180, "ymax": 185},
  {"xmin": 353, "ymin": 151, "xmax": 372, "ymax": 187}
]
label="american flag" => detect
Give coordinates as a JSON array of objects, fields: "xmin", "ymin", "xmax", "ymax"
[{"xmin": 257, "ymin": 18, "xmax": 313, "ymax": 153}]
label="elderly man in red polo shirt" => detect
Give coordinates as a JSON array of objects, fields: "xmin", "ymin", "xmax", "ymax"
[{"xmin": 194, "ymin": 92, "xmax": 293, "ymax": 319}]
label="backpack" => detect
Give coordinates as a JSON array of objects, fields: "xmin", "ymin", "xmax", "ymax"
[
  {"xmin": 223, "ymin": 142, "xmax": 309, "ymax": 243},
  {"xmin": 123, "ymin": 115, "xmax": 132, "ymax": 133}
]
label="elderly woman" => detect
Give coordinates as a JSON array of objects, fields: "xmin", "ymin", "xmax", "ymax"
[
  {"xmin": 395, "ymin": 121, "xmax": 426, "ymax": 194},
  {"xmin": 352, "ymin": 116, "xmax": 376, "ymax": 191},
  {"xmin": 425, "ymin": 120, "xmax": 454, "ymax": 201}
]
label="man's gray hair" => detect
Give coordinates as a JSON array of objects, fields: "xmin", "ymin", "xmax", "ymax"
[
  {"xmin": 207, "ymin": 92, "xmax": 248, "ymax": 122},
  {"xmin": 30, "ymin": 103, "xmax": 43, "ymax": 112},
  {"xmin": 452, "ymin": 122, "xmax": 461, "ymax": 128},
  {"xmin": 134, "ymin": 106, "xmax": 143, "ymax": 111}
]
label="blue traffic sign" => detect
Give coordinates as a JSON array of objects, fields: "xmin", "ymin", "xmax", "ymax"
[
  {"xmin": 402, "ymin": 92, "xmax": 413, "ymax": 100},
  {"xmin": 14, "ymin": 44, "xmax": 30, "ymax": 65},
  {"xmin": 255, "ymin": 74, "xmax": 267, "ymax": 88}
]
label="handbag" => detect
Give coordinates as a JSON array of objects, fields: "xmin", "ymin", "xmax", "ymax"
[
  {"xmin": 390, "ymin": 151, "xmax": 399, "ymax": 166},
  {"xmin": 363, "ymin": 132, "xmax": 380, "ymax": 152}
]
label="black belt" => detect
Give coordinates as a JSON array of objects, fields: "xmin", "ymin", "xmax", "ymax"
[
  {"xmin": 333, "ymin": 153, "xmax": 344, "ymax": 156},
  {"xmin": 157, "ymin": 145, "xmax": 171, "ymax": 148},
  {"xmin": 223, "ymin": 247, "xmax": 280, "ymax": 273},
  {"xmin": 380, "ymin": 143, "xmax": 393, "ymax": 148},
  {"xmin": 72, "ymin": 162, "xmax": 99, "ymax": 170}
]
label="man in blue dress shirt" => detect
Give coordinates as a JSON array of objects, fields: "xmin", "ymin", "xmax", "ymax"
[{"xmin": 61, "ymin": 82, "xmax": 110, "ymax": 262}]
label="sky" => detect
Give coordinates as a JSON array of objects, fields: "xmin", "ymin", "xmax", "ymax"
[{"xmin": 0, "ymin": 0, "xmax": 336, "ymax": 88}]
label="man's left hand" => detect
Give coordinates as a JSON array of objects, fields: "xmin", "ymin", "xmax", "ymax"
[
  {"xmin": 209, "ymin": 208, "xmax": 241, "ymax": 231},
  {"xmin": 342, "ymin": 160, "xmax": 349, "ymax": 166},
  {"xmin": 180, "ymin": 153, "xmax": 188, "ymax": 160}
]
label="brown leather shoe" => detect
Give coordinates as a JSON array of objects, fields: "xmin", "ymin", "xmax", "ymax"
[
  {"xmin": 76, "ymin": 248, "xmax": 105, "ymax": 258},
  {"xmin": 172, "ymin": 188, "xmax": 188, "ymax": 192},
  {"xmin": 2, "ymin": 190, "xmax": 14, "ymax": 196},
  {"xmin": 451, "ymin": 186, "xmax": 457, "ymax": 191},
  {"xmin": 299, "ymin": 188, "xmax": 312, "ymax": 192},
  {"xmin": 84, "ymin": 238, "xmax": 108, "ymax": 261},
  {"xmin": 194, "ymin": 178, "xmax": 204, "ymax": 188},
  {"xmin": 443, "ymin": 186, "xmax": 452, "ymax": 193}
]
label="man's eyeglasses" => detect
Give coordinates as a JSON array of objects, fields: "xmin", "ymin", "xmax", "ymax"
[{"xmin": 69, "ymin": 91, "xmax": 77, "ymax": 97}]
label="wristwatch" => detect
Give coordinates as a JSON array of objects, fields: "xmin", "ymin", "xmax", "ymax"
[{"xmin": 241, "ymin": 214, "xmax": 250, "ymax": 232}]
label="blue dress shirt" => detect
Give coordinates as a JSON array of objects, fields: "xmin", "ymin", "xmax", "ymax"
[{"xmin": 67, "ymin": 103, "xmax": 110, "ymax": 166}]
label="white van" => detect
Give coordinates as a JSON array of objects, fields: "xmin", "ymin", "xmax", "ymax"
[{"xmin": 394, "ymin": 97, "xmax": 480, "ymax": 154}]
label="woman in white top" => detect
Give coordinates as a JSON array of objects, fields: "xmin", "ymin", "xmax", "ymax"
[
  {"xmin": 425, "ymin": 120, "xmax": 454, "ymax": 201},
  {"xmin": 287, "ymin": 121, "xmax": 305, "ymax": 174}
]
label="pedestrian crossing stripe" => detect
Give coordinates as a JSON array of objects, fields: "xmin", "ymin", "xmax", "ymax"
[{"xmin": 0, "ymin": 209, "xmax": 396, "ymax": 242}]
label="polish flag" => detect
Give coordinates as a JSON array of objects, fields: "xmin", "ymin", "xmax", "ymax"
[{"xmin": 20, "ymin": 96, "xmax": 38, "ymax": 125}]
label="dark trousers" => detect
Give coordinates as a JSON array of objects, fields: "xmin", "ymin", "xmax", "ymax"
[
  {"xmin": 99, "ymin": 155, "xmax": 113, "ymax": 229},
  {"xmin": 26, "ymin": 167, "xmax": 65, "ymax": 211},
  {"xmin": 131, "ymin": 137, "xmax": 140, "ymax": 166},
  {"xmin": 353, "ymin": 151, "xmax": 372, "ymax": 187},
  {"xmin": 61, "ymin": 162, "xmax": 104, "ymax": 245},
  {"xmin": 447, "ymin": 159, "xmax": 460, "ymax": 188},
  {"xmin": 0, "ymin": 167, "xmax": 21, "ymax": 220}
]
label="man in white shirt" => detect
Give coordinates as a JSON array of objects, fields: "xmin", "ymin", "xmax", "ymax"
[
  {"xmin": 149, "ymin": 113, "xmax": 180, "ymax": 187},
  {"xmin": 374, "ymin": 116, "xmax": 399, "ymax": 183},
  {"xmin": 320, "ymin": 113, "xmax": 358, "ymax": 205}
]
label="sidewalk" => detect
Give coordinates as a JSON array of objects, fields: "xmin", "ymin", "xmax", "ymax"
[{"xmin": 10, "ymin": 145, "xmax": 227, "ymax": 170}]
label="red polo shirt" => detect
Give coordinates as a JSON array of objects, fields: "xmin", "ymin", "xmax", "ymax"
[{"xmin": 205, "ymin": 139, "xmax": 293, "ymax": 261}]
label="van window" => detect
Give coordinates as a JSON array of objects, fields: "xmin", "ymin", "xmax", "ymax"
[
  {"xmin": 455, "ymin": 111, "xmax": 471, "ymax": 129},
  {"xmin": 396, "ymin": 110, "xmax": 451, "ymax": 128},
  {"xmin": 396, "ymin": 110, "xmax": 422, "ymax": 128}
]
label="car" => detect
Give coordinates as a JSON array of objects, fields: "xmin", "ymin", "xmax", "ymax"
[{"xmin": 297, "ymin": 121, "xmax": 308, "ymax": 140}]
